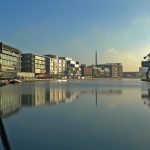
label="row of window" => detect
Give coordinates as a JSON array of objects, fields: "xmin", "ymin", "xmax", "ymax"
[
  {"xmin": 35, "ymin": 60, "xmax": 46, "ymax": 64},
  {"xmin": 0, "ymin": 59, "xmax": 19, "ymax": 67},
  {"xmin": 2, "ymin": 49, "xmax": 20, "ymax": 57},
  {"xmin": 0, "ymin": 53, "xmax": 18, "ymax": 62},
  {"xmin": 35, "ymin": 69, "xmax": 46, "ymax": 73},
  {"xmin": 35, "ymin": 56, "xmax": 46, "ymax": 61},
  {"xmin": 35, "ymin": 64, "xmax": 46, "ymax": 69},
  {"xmin": 0, "ymin": 71, "xmax": 17, "ymax": 78}
]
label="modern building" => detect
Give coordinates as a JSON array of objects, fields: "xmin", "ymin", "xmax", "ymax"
[
  {"xmin": 0, "ymin": 42, "xmax": 21, "ymax": 79},
  {"xmin": 45, "ymin": 55, "xmax": 59, "ymax": 78},
  {"xmin": 46, "ymin": 55, "xmax": 67, "ymax": 78},
  {"xmin": 21, "ymin": 53, "xmax": 47, "ymax": 78},
  {"xmin": 65, "ymin": 58, "xmax": 81, "ymax": 78},
  {"xmin": 58, "ymin": 57, "xmax": 67, "ymax": 77},
  {"xmin": 22, "ymin": 54, "xmax": 81, "ymax": 79}
]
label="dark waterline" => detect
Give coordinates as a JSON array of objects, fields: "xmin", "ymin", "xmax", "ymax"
[{"xmin": 1, "ymin": 79, "xmax": 150, "ymax": 150}]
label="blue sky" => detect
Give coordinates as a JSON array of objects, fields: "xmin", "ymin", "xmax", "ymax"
[{"xmin": 1, "ymin": 0, "xmax": 150, "ymax": 71}]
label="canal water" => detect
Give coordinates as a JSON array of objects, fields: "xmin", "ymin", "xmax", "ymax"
[{"xmin": 0, "ymin": 79, "xmax": 150, "ymax": 150}]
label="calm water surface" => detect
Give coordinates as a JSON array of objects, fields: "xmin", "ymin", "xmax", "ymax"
[{"xmin": 1, "ymin": 79, "xmax": 150, "ymax": 150}]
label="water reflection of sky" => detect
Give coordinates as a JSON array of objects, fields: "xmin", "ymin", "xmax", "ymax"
[{"xmin": 1, "ymin": 79, "xmax": 150, "ymax": 150}]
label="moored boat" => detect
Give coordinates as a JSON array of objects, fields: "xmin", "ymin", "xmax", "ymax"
[
  {"xmin": 0, "ymin": 80, "xmax": 7, "ymax": 87},
  {"xmin": 57, "ymin": 79, "xmax": 67, "ymax": 82},
  {"xmin": 9, "ymin": 79, "xmax": 23, "ymax": 84},
  {"xmin": 9, "ymin": 76, "xmax": 23, "ymax": 84}
]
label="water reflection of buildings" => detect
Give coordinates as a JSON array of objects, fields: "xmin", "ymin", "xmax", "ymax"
[
  {"xmin": 0, "ymin": 83, "xmax": 123, "ymax": 117},
  {"xmin": 21, "ymin": 86, "xmax": 46, "ymax": 107},
  {"xmin": 47, "ymin": 88, "xmax": 79, "ymax": 105},
  {"xmin": 81, "ymin": 88, "xmax": 122, "ymax": 106},
  {"xmin": 0, "ymin": 85, "xmax": 21, "ymax": 118},
  {"xmin": 21, "ymin": 83, "xmax": 122, "ymax": 107},
  {"xmin": 81, "ymin": 89, "xmax": 122, "ymax": 95},
  {"xmin": 21, "ymin": 84, "xmax": 80, "ymax": 107},
  {"xmin": 141, "ymin": 89, "xmax": 150, "ymax": 107}
]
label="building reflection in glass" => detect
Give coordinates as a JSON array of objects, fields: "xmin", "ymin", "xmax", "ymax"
[
  {"xmin": 0, "ymin": 85, "xmax": 21, "ymax": 118},
  {"xmin": 141, "ymin": 89, "xmax": 150, "ymax": 107}
]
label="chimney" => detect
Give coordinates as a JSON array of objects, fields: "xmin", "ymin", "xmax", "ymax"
[{"xmin": 95, "ymin": 51, "xmax": 97, "ymax": 66}]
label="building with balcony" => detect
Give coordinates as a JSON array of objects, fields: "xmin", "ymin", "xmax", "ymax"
[
  {"xmin": 58, "ymin": 57, "xmax": 66, "ymax": 77},
  {"xmin": 64, "ymin": 57, "xmax": 81, "ymax": 78},
  {"xmin": 45, "ymin": 55, "xmax": 59, "ymax": 78},
  {"xmin": 0, "ymin": 42, "xmax": 21, "ymax": 79},
  {"xmin": 45, "ymin": 55, "xmax": 80, "ymax": 78},
  {"xmin": 21, "ymin": 53, "xmax": 47, "ymax": 77}
]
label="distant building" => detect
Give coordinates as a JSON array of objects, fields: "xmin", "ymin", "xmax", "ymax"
[
  {"xmin": 81, "ymin": 63, "xmax": 123, "ymax": 78},
  {"xmin": 93, "ymin": 65, "xmax": 110, "ymax": 78},
  {"xmin": 81, "ymin": 65, "xmax": 93, "ymax": 77},
  {"xmin": 96, "ymin": 63, "xmax": 123, "ymax": 78},
  {"xmin": 0, "ymin": 42, "xmax": 21, "ymax": 79},
  {"xmin": 81, "ymin": 65, "xmax": 110, "ymax": 78}
]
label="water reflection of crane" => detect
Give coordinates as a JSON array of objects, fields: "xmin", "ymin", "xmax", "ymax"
[
  {"xmin": 141, "ymin": 89, "xmax": 150, "ymax": 107},
  {"xmin": 142, "ymin": 53, "xmax": 150, "ymax": 79}
]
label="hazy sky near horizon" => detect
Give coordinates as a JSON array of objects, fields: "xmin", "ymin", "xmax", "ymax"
[{"xmin": 1, "ymin": 0, "xmax": 150, "ymax": 71}]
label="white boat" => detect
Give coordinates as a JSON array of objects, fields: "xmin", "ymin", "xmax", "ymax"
[
  {"xmin": 57, "ymin": 79, "xmax": 67, "ymax": 82},
  {"xmin": 9, "ymin": 79, "xmax": 23, "ymax": 84},
  {"xmin": 9, "ymin": 76, "xmax": 23, "ymax": 84},
  {"xmin": 0, "ymin": 80, "xmax": 7, "ymax": 87}
]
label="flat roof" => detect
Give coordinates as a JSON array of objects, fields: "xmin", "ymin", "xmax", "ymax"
[{"xmin": 0, "ymin": 42, "xmax": 21, "ymax": 53}]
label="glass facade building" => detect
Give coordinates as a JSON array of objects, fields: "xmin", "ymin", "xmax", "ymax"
[
  {"xmin": 21, "ymin": 53, "xmax": 47, "ymax": 77},
  {"xmin": 0, "ymin": 42, "xmax": 21, "ymax": 79}
]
